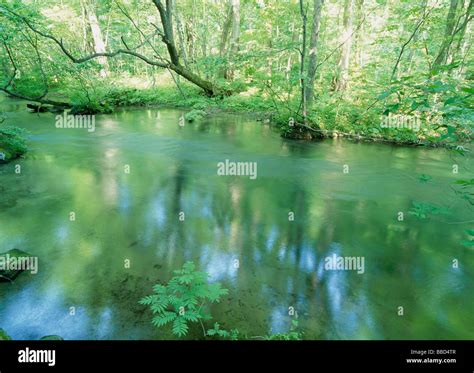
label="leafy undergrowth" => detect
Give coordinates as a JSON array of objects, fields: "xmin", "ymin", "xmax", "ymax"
[{"xmin": 65, "ymin": 78, "xmax": 472, "ymax": 148}]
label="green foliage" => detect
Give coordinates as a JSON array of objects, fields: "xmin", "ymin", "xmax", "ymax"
[
  {"xmin": 2, "ymin": 0, "xmax": 473, "ymax": 147},
  {"xmin": 408, "ymin": 201, "xmax": 450, "ymax": 220},
  {"xmin": 461, "ymin": 229, "xmax": 474, "ymax": 248},
  {"xmin": 266, "ymin": 320, "xmax": 302, "ymax": 341},
  {"xmin": 206, "ymin": 323, "xmax": 239, "ymax": 340},
  {"xmin": 0, "ymin": 328, "xmax": 12, "ymax": 340},
  {"xmin": 453, "ymin": 179, "xmax": 474, "ymax": 206},
  {"xmin": 418, "ymin": 174, "xmax": 432, "ymax": 183},
  {"xmin": 139, "ymin": 261, "xmax": 229, "ymax": 338},
  {"xmin": 0, "ymin": 121, "xmax": 28, "ymax": 162},
  {"xmin": 185, "ymin": 109, "xmax": 207, "ymax": 122}
]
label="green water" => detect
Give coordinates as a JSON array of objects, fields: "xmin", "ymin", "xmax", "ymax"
[{"xmin": 0, "ymin": 99, "xmax": 473, "ymax": 340}]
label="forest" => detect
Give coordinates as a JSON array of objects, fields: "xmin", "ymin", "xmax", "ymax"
[
  {"xmin": 0, "ymin": 0, "xmax": 472, "ymax": 151},
  {"xmin": 0, "ymin": 0, "xmax": 473, "ymax": 342}
]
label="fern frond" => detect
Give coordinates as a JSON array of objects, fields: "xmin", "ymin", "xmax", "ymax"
[
  {"xmin": 152, "ymin": 311, "xmax": 177, "ymax": 327},
  {"xmin": 172, "ymin": 317, "xmax": 189, "ymax": 337},
  {"xmin": 150, "ymin": 297, "xmax": 169, "ymax": 314}
]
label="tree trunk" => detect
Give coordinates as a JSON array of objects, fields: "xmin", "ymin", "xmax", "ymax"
[
  {"xmin": 171, "ymin": 63, "xmax": 219, "ymax": 96},
  {"xmin": 453, "ymin": 0, "xmax": 474, "ymax": 58},
  {"xmin": 83, "ymin": 0, "xmax": 109, "ymax": 77},
  {"xmin": 434, "ymin": 0, "xmax": 460, "ymax": 67},
  {"xmin": 406, "ymin": 0, "xmax": 429, "ymax": 74},
  {"xmin": 219, "ymin": 0, "xmax": 240, "ymax": 80},
  {"xmin": 299, "ymin": 0, "xmax": 308, "ymax": 123},
  {"xmin": 174, "ymin": 3, "xmax": 188, "ymax": 68},
  {"xmin": 354, "ymin": 0, "xmax": 364, "ymax": 67},
  {"xmin": 333, "ymin": 0, "xmax": 354, "ymax": 91},
  {"xmin": 304, "ymin": 0, "xmax": 324, "ymax": 110},
  {"xmin": 219, "ymin": 3, "xmax": 233, "ymax": 57},
  {"xmin": 6, "ymin": 0, "xmax": 225, "ymax": 97},
  {"xmin": 152, "ymin": 0, "xmax": 223, "ymax": 95},
  {"xmin": 229, "ymin": 0, "xmax": 240, "ymax": 57}
]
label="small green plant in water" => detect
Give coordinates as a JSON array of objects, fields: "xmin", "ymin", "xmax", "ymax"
[
  {"xmin": 266, "ymin": 319, "xmax": 302, "ymax": 340},
  {"xmin": 461, "ymin": 229, "xmax": 474, "ymax": 248},
  {"xmin": 139, "ymin": 261, "xmax": 228, "ymax": 337},
  {"xmin": 418, "ymin": 174, "xmax": 432, "ymax": 183},
  {"xmin": 408, "ymin": 201, "xmax": 450, "ymax": 220},
  {"xmin": 207, "ymin": 323, "xmax": 239, "ymax": 340},
  {"xmin": 453, "ymin": 179, "xmax": 474, "ymax": 206}
]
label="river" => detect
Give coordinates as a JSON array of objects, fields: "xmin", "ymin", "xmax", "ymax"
[{"xmin": 0, "ymin": 98, "xmax": 473, "ymax": 339}]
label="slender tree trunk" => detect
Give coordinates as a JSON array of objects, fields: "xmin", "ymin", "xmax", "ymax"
[
  {"xmin": 299, "ymin": 0, "xmax": 308, "ymax": 123},
  {"xmin": 81, "ymin": 2, "xmax": 87, "ymax": 52},
  {"xmin": 219, "ymin": 3, "xmax": 233, "ymax": 57},
  {"xmin": 406, "ymin": 0, "xmax": 428, "ymax": 74},
  {"xmin": 333, "ymin": 0, "xmax": 354, "ymax": 91},
  {"xmin": 152, "ymin": 0, "xmax": 222, "ymax": 95},
  {"xmin": 219, "ymin": 0, "xmax": 240, "ymax": 80},
  {"xmin": 391, "ymin": 0, "xmax": 431, "ymax": 81},
  {"xmin": 454, "ymin": 9, "xmax": 473, "ymax": 77},
  {"xmin": 229, "ymin": 0, "xmax": 240, "ymax": 64},
  {"xmin": 186, "ymin": 19, "xmax": 195, "ymax": 64},
  {"xmin": 83, "ymin": 0, "xmax": 109, "ymax": 77},
  {"xmin": 434, "ymin": 0, "xmax": 460, "ymax": 67},
  {"xmin": 174, "ymin": 4, "xmax": 188, "ymax": 68},
  {"xmin": 285, "ymin": 23, "xmax": 296, "ymax": 81},
  {"xmin": 354, "ymin": 0, "xmax": 364, "ymax": 67},
  {"xmin": 453, "ymin": 0, "xmax": 474, "ymax": 58},
  {"xmin": 305, "ymin": 0, "xmax": 324, "ymax": 110},
  {"xmin": 200, "ymin": 1, "xmax": 208, "ymax": 59}
]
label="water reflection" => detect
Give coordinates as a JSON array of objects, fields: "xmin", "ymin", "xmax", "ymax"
[{"xmin": 0, "ymin": 104, "xmax": 473, "ymax": 340}]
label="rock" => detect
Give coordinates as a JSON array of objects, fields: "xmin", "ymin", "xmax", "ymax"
[
  {"xmin": 0, "ymin": 328, "xmax": 12, "ymax": 340},
  {"xmin": 0, "ymin": 248, "xmax": 33, "ymax": 282},
  {"xmin": 40, "ymin": 335, "xmax": 64, "ymax": 341}
]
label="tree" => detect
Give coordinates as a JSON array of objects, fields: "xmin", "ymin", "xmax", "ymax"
[
  {"xmin": 82, "ymin": 0, "xmax": 109, "ymax": 77},
  {"xmin": 219, "ymin": 0, "xmax": 240, "ymax": 80},
  {"xmin": 433, "ymin": 0, "xmax": 460, "ymax": 67},
  {"xmin": 333, "ymin": 0, "xmax": 354, "ymax": 92},
  {"xmin": 1, "ymin": 0, "xmax": 226, "ymax": 97},
  {"xmin": 304, "ymin": 0, "xmax": 324, "ymax": 110}
]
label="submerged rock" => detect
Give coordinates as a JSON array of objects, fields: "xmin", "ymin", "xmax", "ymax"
[
  {"xmin": 0, "ymin": 248, "xmax": 34, "ymax": 282},
  {"xmin": 40, "ymin": 335, "xmax": 64, "ymax": 341}
]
